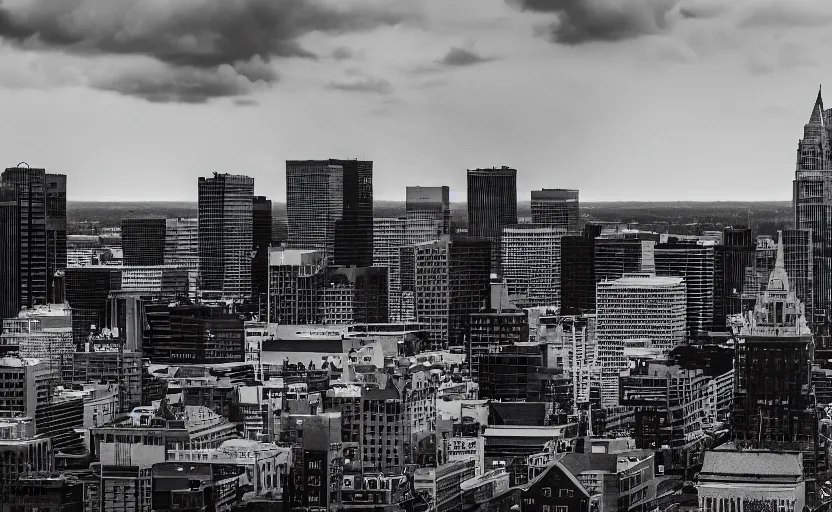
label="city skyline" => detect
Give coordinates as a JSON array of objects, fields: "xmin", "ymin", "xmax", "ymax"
[{"xmin": 0, "ymin": 0, "xmax": 828, "ymax": 202}]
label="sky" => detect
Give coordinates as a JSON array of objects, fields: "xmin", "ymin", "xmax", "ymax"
[{"xmin": 0, "ymin": 0, "xmax": 829, "ymax": 202}]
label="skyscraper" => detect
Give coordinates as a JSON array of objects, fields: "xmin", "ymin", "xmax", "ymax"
[
  {"xmin": 467, "ymin": 167, "xmax": 517, "ymax": 272},
  {"xmin": 45, "ymin": 174, "xmax": 66, "ymax": 303},
  {"xmin": 713, "ymin": 227, "xmax": 754, "ymax": 331},
  {"xmin": 561, "ymin": 224, "xmax": 602, "ymax": 314},
  {"xmin": 252, "ymin": 196, "xmax": 273, "ymax": 316},
  {"xmin": 594, "ymin": 233, "xmax": 659, "ymax": 282},
  {"xmin": 654, "ymin": 241, "xmax": 716, "ymax": 338},
  {"xmin": 121, "ymin": 218, "xmax": 167, "ymax": 266},
  {"xmin": 0, "ymin": 185, "xmax": 19, "ymax": 320},
  {"xmin": 286, "ymin": 161, "xmax": 344, "ymax": 261},
  {"xmin": 1, "ymin": 166, "xmax": 47, "ymax": 309},
  {"xmin": 500, "ymin": 224, "xmax": 567, "ymax": 306},
  {"xmin": 198, "ymin": 173, "xmax": 254, "ymax": 300},
  {"xmin": 794, "ymin": 87, "xmax": 832, "ymax": 344},
  {"xmin": 65, "ymin": 267, "xmax": 122, "ymax": 344},
  {"xmin": 286, "ymin": 159, "xmax": 373, "ymax": 267},
  {"xmin": 406, "ymin": 186, "xmax": 450, "ymax": 234},
  {"xmin": 531, "ymin": 189, "xmax": 580, "ymax": 231},
  {"xmin": 596, "ymin": 274, "xmax": 687, "ymax": 406},
  {"xmin": 164, "ymin": 218, "xmax": 199, "ymax": 272}
]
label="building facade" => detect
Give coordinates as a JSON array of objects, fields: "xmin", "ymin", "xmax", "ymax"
[
  {"xmin": 467, "ymin": 168, "xmax": 517, "ymax": 272},
  {"xmin": 164, "ymin": 218, "xmax": 199, "ymax": 272},
  {"xmin": 406, "ymin": 186, "xmax": 451, "ymax": 235},
  {"xmin": 252, "ymin": 196, "xmax": 273, "ymax": 317},
  {"xmin": 198, "ymin": 173, "xmax": 255, "ymax": 300},
  {"xmin": 654, "ymin": 241, "xmax": 716, "ymax": 338},
  {"xmin": 530, "ymin": 189, "xmax": 579, "ymax": 231},
  {"xmin": 121, "ymin": 218, "xmax": 167, "ymax": 266},
  {"xmin": 0, "ymin": 185, "xmax": 19, "ymax": 319},
  {"xmin": 501, "ymin": 225, "xmax": 568, "ymax": 307}
]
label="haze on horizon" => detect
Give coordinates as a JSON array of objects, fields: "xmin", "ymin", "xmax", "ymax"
[{"xmin": 0, "ymin": 0, "xmax": 826, "ymax": 203}]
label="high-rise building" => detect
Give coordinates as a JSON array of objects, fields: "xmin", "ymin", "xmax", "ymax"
[
  {"xmin": 164, "ymin": 217, "xmax": 199, "ymax": 271},
  {"xmin": 531, "ymin": 189, "xmax": 579, "ymax": 231},
  {"xmin": 654, "ymin": 241, "xmax": 716, "ymax": 338},
  {"xmin": 783, "ymin": 229, "xmax": 815, "ymax": 327},
  {"xmin": 0, "ymin": 185, "xmax": 19, "ymax": 320},
  {"xmin": 45, "ymin": 174, "xmax": 66, "ymax": 303},
  {"xmin": 373, "ymin": 217, "xmax": 443, "ymax": 320},
  {"xmin": 468, "ymin": 309, "xmax": 529, "ymax": 381},
  {"xmin": 730, "ymin": 232, "xmax": 823, "ymax": 505},
  {"xmin": 406, "ymin": 186, "xmax": 450, "ymax": 234},
  {"xmin": 143, "ymin": 304, "xmax": 245, "ymax": 364},
  {"xmin": 467, "ymin": 167, "xmax": 517, "ymax": 272},
  {"xmin": 794, "ymin": 88, "xmax": 832, "ymax": 345},
  {"xmin": 64, "ymin": 267, "xmax": 121, "ymax": 344},
  {"xmin": 1, "ymin": 166, "xmax": 47, "ymax": 309},
  {"xmin": 121, "ymin": 218, "xmax": 166, "ymax": 266},
  {"xmin": 286, "ymin": 159, "xmax": 373, "ymax": 266},
  {"xmin": 596, "ymin": 274, "xmax": 687, "ymax": 406},
  {"xmin": 252, "ymin": 196, "xmax": 273, "ymax": 316},
  {"xmin": 713, "ymin": 227, "xmax": 754, "ymax": 331},
  {"xmin": 198, "ymin": 173, "xmax": 254, "ymax": 299},
  {"xmin": 501, "ymin": 224, "xmax": 568, "ymax": 307},
  {"xmin": 285, "ymin": 161, "xmax": 343, "ymax": 260},
  {"xmin": 327, "ymin": 266, "xmax": 388, "ymax": 324},
  {"xmin": 401, "ymin": 237, "xmax": 491, "ymax": 349},
  {"xmin": 561, "ymin": 224, "xmax": 602, "ymax": 314}
]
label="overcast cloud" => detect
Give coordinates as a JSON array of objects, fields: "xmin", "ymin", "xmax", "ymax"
[{"xmin": 0, "ymin": 0, "xmax": 829, "ymax": 202}]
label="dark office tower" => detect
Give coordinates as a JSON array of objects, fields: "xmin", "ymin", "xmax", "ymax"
[
  {"xmin": 252, "ymin": 196, "xmax": 272, "ymax": 316},
  {"xmin": 1, "ymin": 166, "xmax": 47, "ymax": 309},
  {"xmin": 531, "ymin": 189, "xmax": 579, "ymax": 231},
  {"xmin": 45, "ymin": 174, "xmax": 66, "ymax": 303},
  {"xmin": 794, "ymin": 88, "xmax": 832, "ymax": 345},
  {"xmin": 449, "ymin": 237, "xmax": 492, "ymax": 347},
  {"xmin": 286, "ymin": 159, "xmax": 373, "ymax": 266},
  {"xmin": 467, "ymin": 167, "xmax": 518, "ymax": 272},
  {"xmin": 593, "ymin": 233, "xmax": 660, "ymax": 283},
  {"xmin": 713, "ymin": 227, "xmax": 754, "ymax": 330},
  {"xmin": 730, "ymin": 235, "xmax": 823, "ymax": 505},
  {"xmin": 0, "ymin": 185, "xmax": 19, "ymax": 320},
  {"xmin": 65, "ymin": 267, "xmax": 121, "ymax": 344},
  {"xmin": 143, "ymin": 304, "xmax": 245, "ymax": 364},
  {"xmin": 333, "ymin": 159, "xmax": 373, "ymax": 267},
  {"xmin": 406, "ymin": 186, "xmax": 450, "ymax": 234},
  {"xmin": 654, "ymin": 241, "xmax": 716, "ymax": 338},
  {"xmin": 121, "ymin": 218, "xmax": 166, "ymax": 266},
  {"xmin": 198, "ymin": 173, "xmax": 255, "ymax": 300},
  {"xmin": 561, "ymin": 224, "xmax": 602, "ymax": 314}
]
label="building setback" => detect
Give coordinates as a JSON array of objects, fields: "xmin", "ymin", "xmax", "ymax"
[
  {"xmin": 1, "ymin": 167, "xmax": 47, "ymax": 310},
  {"xmin": 467, "ymin": 167, "xmax": 517, "ymax": 272},
  {"xmin": 0, "ymin": 185, "xmax": 19, "ymax": 320},
  {"xmin": 121, "ymin": 218, "xmax": 167, "ymax": 266},
  {"xmin": 198, "ymin": 173, "xmax": 254, "ymax": 300},
  {"xmin": 596, "ymin": 274, "xmax": 687, "ymax": 407},
  {"xmin": 530, "ymin": 189, "xmax": 580, "ymax": 231}
]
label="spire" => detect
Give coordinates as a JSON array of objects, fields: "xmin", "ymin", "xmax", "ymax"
[
  {"xmin": 775, "ymin": 230, "xmax": 785, "ymax": 271},
  {"xmin": 809, "ymin": 85, "xmax": 825, "ymax": 126}
]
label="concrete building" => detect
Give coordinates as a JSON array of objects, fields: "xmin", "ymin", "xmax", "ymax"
[
  {"xmin": 0, "ymin": 417, "xmax": 53, "ymax": 494},
  {"xmin": 530, "ymin": 188, "xmax": 580, "ymax": 231},
  {"xmin": 164, "ymin": 217, "xmax": 199, "ymax": 272},
  {"xmin": 121, "ymin": 218, "xmax": 166, "ymax": 266},
  {"xmin": 282, "ymin": 412, "xmax": 344, "ymax": 511},
  {"xmin": 198, "ymin": 172, "xmax": 255, "ymax": 300},
  {"xmin": 698, "ymin": 451, "xmax": 804, "ymax": 512},
  {"xmin": 468, "ymin": 310, "xmax": 529, "ymax": 382},
  {"xmin": 72, "ymin": 350, "xmax": 142, "ymax": 412},
  {"xmin": 596, "ymin": 274, "xmax": 686, "ymax": 407},
  {"xmin": 413, "ymin": 459, "xmax": 477, "ymax": 512},
  {"xmin": 467, "ymin": 167, "xmax": 518, "ymax": 272},
  {"xmin": 0, "ymin": 319, "xmax": 73, "ymax": 382},
  {"xmin": 654, "ymin": 240, "xmax": 716, "ymax": 337},
  {"xmin": 501, "ymin": 224, "xmax": 568, "ymax": 307}
]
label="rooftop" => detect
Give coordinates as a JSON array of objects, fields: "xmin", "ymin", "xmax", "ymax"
[{"xmin": 700, "ymin": 450, "xmax": 803, "ymax": 481}]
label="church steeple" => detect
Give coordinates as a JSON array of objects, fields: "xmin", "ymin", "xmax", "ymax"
[{"xmin": 809, "ymin": 85, "xmax": 824, "ymax": 126}]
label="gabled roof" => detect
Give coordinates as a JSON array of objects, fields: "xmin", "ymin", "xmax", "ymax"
[{"xmin": 520, "ymin": 460, "xmax": 591, "ymax": 499}]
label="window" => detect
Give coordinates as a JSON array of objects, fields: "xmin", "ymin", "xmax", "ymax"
[
  {"xmin": 559, "ymin": 489, "xmax": 569, "ymax": 498},
  {"xmin": 542, "ymin": 487, "xmax": 552, "ymax": 498},
  {"xmin": 556, "ymin": 507, "xmax": 568, "ymax": 512},
  {"xmin": 543, "ymin": 506, "xmax": 553, "ymax": 512}
]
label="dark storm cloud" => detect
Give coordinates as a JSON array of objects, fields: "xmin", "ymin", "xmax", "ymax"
[
  {"xmin": 437, "ymin": 47, "xmax": 497, "ymax": 67},
  {"xmin": 507, "ymin": 0, "xmax": 682, "ymax": 44},
  {"xmin": 327, "ymin": 77, "xmax": 394, "ymax": 95},
  {"xmin": 0, "ymin": 0, "xmax": 417, "ymax": 101}
]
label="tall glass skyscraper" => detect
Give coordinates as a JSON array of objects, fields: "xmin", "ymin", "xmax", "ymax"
[
  {"xmin": 198, "ymin": 173, "xmax": 254, "ymax": 300},
  {"xmin": 467, "ymin": 167, "xmax": 517, "ymax": 272},
  {"xmin": 121, "ymin": 218, "xmax": 167, "ymax": 266}
]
